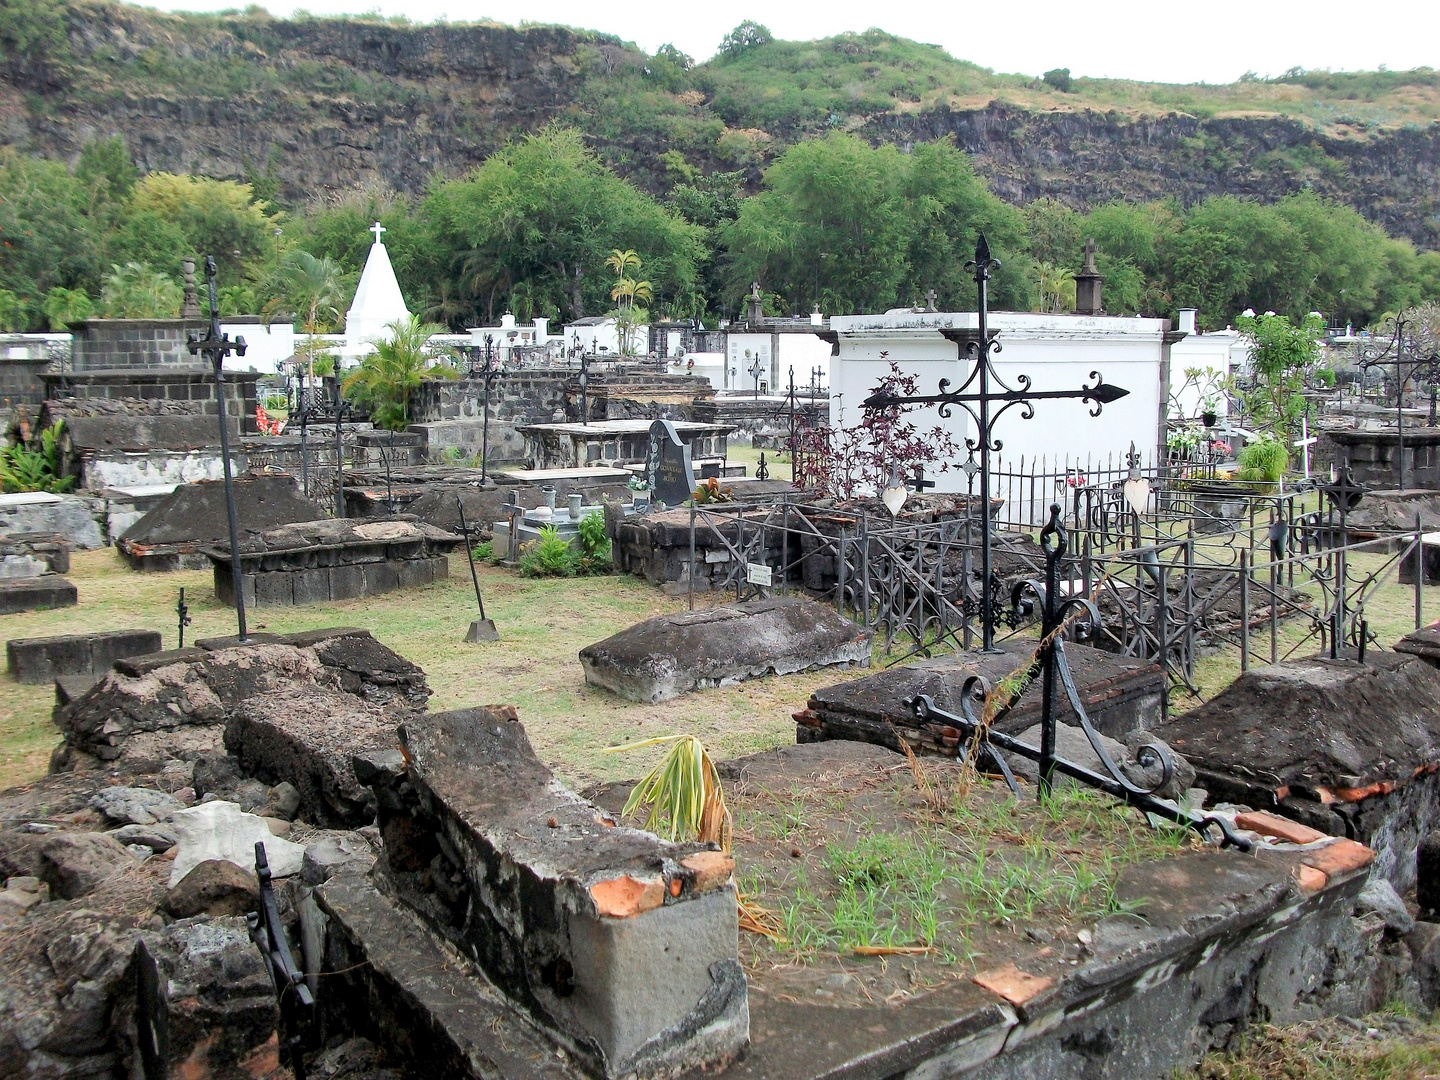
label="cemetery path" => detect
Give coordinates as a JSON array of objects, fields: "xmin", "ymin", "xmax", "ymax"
[{"xmin": 0, "ymin": 549, "xmax": 874, "ymax": 792}]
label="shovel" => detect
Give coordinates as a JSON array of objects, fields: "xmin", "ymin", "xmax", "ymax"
[{"xmin": 456, "ymin": 495, "xmax": 499, "ymax": 642}]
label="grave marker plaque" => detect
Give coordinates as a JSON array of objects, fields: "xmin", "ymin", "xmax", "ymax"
[{"xmin": 645, "ymin": 419, "xmax": 695, "ymax": 507}]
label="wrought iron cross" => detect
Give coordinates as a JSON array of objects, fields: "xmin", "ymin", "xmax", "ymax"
[
  {"xmin": 860, "ymin": 233, "xmax": 1130, "ymax": 651},
  {"xmin": 467, "ymin": 335, "xmax": 505, "ymax": 479},
  {"xmin": 186, "ymin": 256, "xmax": 249, "ymax": 643}
]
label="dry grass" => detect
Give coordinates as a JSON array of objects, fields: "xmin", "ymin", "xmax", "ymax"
[
  {"xmin": 1191, "ymin": 1009, "xmax": 1440, "ymax": 1080},
  {"xmin": 0, "ymin": 548, "xmax": 872, "ymax": 791}
]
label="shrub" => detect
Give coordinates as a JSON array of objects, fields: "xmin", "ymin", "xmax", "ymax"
[
  {"xmin": 471, "ymin": 540, "xmax": 494, "ymax": 562},
  {"xmin": 519, "ymin": 525, "xmax": 579, "ymax": 577},
  {"xmin": 0, "ymin": 421, "xmax": 72, "ymax": 493},
  {"xmin": 1234, "ymin": 437, "xmax": 1288, "ymax": 483},
  {"xmin": 577, "ymin": 512, "xmax": 611, "ymax": 574}
]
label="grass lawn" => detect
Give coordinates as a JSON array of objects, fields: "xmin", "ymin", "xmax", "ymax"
[{"xmin": 0, "ymin": 548, "xmax": 873, "ymax": 791}]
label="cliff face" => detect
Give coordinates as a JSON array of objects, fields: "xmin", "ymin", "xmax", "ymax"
[
  {"xmin": 868, "ymin": 107, "xmax": 1440, "ymax": 249},
  {"xmin": 4, "ymin": 3, "xmax": 1438, "ymax": 249}
]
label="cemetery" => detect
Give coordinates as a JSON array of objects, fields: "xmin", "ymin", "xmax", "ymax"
[{"xmin": 5, "ymin": 228, "xmax": 1440, "ymax": 1080}]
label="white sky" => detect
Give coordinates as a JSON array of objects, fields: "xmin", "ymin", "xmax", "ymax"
[{"xmin": 147, "ymin": 0, "xmax": 1440, "ymax": 84}]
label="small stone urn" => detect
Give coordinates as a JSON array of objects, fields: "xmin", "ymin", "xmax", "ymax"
[
  {"xmin": 568, "ymin": 492, "xmax": 584, "ymax": 521},
  {"xmin": 542, "ymin": 486, "xmax": 557, "ymax": 510}
]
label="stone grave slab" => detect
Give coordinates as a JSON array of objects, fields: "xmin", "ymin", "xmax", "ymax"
[
  {"xmin": 117, "ymin": 473, "xmax": 317, "ymax": 571},
  {"xmin": 580, "ymin": 597, "xmax": 872, "ymax": 703},
  {"xmin": 1153, "ymin": 652, "xmax": 1440, "ymax": 891},
  {"xmin": 205, "ymin": 516, "xmax": 461, "ymax": 608},
  {"xmin": 797, "ymin": 638, "xmax": 1166, "ymax": 755},
  {"xmin": 366, "ymin": 707, "xmax": 748, "ymax": 1079},
  {"xmin": 0, "ymin": 532, "xmax": 70, "ymax": 574},
  {"xmin": 0, "ymin": 492, "xmax": 103, "ymax": 550},
  {"xmin": 7, "ymin": 628, "xmax": 161, "ymax": 684},
  {"xmin": 0, "ymin": 575, "xmax": 77, "ymax": 615},
  {"xmin": 1396, "ymin": 620, "xmax": 1440, "ymax": 668}
]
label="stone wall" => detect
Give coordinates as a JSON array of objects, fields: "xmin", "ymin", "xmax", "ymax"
[
  {"xmin": 69, "ymin": 319, "xmax": 212, "ymax": 371},
  {"xmin": 1331, "ymin": 429, "xmax": 1440, "ymax": 489},
  {"xmin": 410, "ymin": 371, "xmax": 572, "ymax": 424}
]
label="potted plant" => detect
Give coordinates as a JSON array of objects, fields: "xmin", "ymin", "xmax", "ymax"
[{"xmin": 1201, "ymin": 397, "xmax": 1218, "ymax": 428}]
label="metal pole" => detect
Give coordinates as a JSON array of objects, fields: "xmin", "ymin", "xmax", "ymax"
[
  {"xmin": 456, "ymin": 497, "xmax": 487, "ymax": 621},
  {"xmin": 1269, "ymin": 556, "xmax": 1278, "ymax": 664},
  {"xmin": 299, "ymin": 404, "xmax": 309, "ymax": 497},
  {"xmin": 334, "ymin": 407, "xmax": 345, "ymax": 519},
  {"xmin": 481, "ymin": 341, "xmax": 493, "ymax": 482},
  {"xmin": 1238, "ymin": 549, "xmax": 1249, "ymax": 673},
  {"xmin": 1417, "ymin": 511, "xmax": 1425, "ymax": 631},
  {"xmin": 202, "ymin": 257, "xmax": 248, "ymax": 643},
  {"xmin": 976, "ymin": 246, "xmax": 995, "ymax": 651}
]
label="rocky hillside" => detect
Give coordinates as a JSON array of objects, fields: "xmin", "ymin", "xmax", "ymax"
[{"xmin": 3, "ymin": 1, "xmax": 1438, "ymax": 248}]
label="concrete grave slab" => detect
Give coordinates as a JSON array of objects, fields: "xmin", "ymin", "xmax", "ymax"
[
  {"xmin": 1153, "ymin": 652, "xmax": 1440, "ymax": 891},
  {"xmin": 796, "ymin": 638, "xmax": 1166, "ymax": 756},
  {"xmin": 366, "ymin": 707, "xmax": 748, "ymax": 1079},
  {"xmin": 0, "ymin": 575, "xmax": 77, "ymax": 615},
  {"xmin": 7, "ymin": 628, "xmax": 161, "ymax": 683},
  {"xmin": 580, "ymin": 597, "xmax": 872, "ymax": 703},
  {"xmin": 117, "ymin": 473, "xmax": 316, "ymax": 571},
  {"xmin": 0, "ymin": 492, "xmax": 103, "ymax": 550}
]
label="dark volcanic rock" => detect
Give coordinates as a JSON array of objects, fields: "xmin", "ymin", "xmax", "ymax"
[
  {"xmin": 580, "ymin": 597, "xmax": 871, "ymax": 703},
  {"xmin": 225, "ymin": 687, "xmax": 401, "ymax": 827},
  {"xmin": 164, "ymin": 859, "xmax": 260, "ymax": 918},
  {"xmin": 38, "ymin": 832, "xmax": 136, "ymax": 899}
]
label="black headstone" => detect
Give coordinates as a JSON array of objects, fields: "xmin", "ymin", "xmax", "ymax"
[{"xmin": 645, "ymin": 419, "xmax": 695, "ymax": 507}]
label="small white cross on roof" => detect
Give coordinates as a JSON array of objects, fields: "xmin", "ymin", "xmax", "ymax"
[{"xmin": 369, "ymin": 221, "xmax": 386, "ymax": 244}]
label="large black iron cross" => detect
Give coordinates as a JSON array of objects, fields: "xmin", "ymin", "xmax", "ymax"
[
  {"xmin": 861, "ymin": 234, "xmax": 1130, "ymax": 651},
  {"xmin": 468, "ymin": 335, "xmax": 505, "ymax": 480},
  {"xmin": 186, "ymin": 256, "xmax": 249, "ymax": 643}
]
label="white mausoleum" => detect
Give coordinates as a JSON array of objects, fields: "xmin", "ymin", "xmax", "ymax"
[
  {"xmin": 342, "ymin": 222, "xmax": 411, "ymax": 362},
  {"xmin": 1168, "ymin": 308, "xmax": 1249, "ymax": 422},
  {"xmin": 822, "ymin": 309, "xmax": 1178, "ymax": 494}
]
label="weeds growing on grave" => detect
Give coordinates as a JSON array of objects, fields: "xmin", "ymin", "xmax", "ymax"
[
  {"xmin": 732, "ymin": 762, "xmax": 1195, "ymax": 974},
  {"xmin": 517, "ymin": 518, "xmax": 611, "ymax": 577}
]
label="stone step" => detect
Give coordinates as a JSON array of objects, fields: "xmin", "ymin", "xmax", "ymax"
[
  {"xmin": 315, "ymin": 877, "xmax": 580, "ymax": 1080},
  {"xmin": 0, "ymin": 575, "xmax": 77, "ymax": 615}
]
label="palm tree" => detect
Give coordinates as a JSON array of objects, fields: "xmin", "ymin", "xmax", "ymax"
[
  {"xmin": 341, "ymin": 316, "xmax": 457, "ymax": 431},
  {"xmin": 262, "ymin": 250, "xmax": 350, "ymax": 389},
  {"xmin": 605, "ymin": 249, "xmax": 642, "ymax": 281}
]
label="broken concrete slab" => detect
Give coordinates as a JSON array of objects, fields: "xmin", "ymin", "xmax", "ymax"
[
  {"xmin": 54, "ymin": 628, "xmax": 428, "ymax": 768},
  {"xmin": 165, "ymin": 800, "xmax": 306, "ymax": 887},
  {"xmin": 225, "ymin": 686, "xmax": 400, "ymax": 828},
  {"xmin": 796, "ymin": 638, "xmax": 1166, "ymax": 758},
  {"xmin": 0, "ymin": 532, "xmax": 70, "ymax": 575},
  {"xmin": 116, "ymin": 473, "xmax": 317, "ymax": 571},
  {"xmin": 0, "ymin": 492, "xmax": 103, "ymax": 550},
  {"xmin": 580, "ymin": 597, "xmax": 871, "ymax": 703},
  {"xmin": 0, "ymin": 575, "xmax": 77, "ymax": 615},
  {"xmin": 1153, "ymin": 653, "xmax": 1440, "ymax": 891},
  {"xmin": 302, "ymin": 833, "xmax": 376, "ymax": 885},
  {"xmin": 368, "ymin": 707, "xmax": 748, "ymax": 1079},
  {"xmin": 7, "ymin": 628, "xmax": 161, "ymax": 684}
]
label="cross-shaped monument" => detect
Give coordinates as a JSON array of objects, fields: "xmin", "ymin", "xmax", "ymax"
[
  {"xmin": 370, "ymin": 221, "xmax": 386, "ymax": 244},
  {"xmin": 1292, "ymin": 416, "xmax": 1318, "ymax": 480}
]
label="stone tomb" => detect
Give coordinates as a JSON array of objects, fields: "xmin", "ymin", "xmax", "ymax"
[
  {"xmin": 336, "ymin": 707, "xmax": 749, "ymax": 1079},
  {"xmin": 579, "ymin": 597, "xmax": 873, "ymax": 703},
  {"xmin": 796, "ymin": 638, "xmax": 1167, "ymax": 755},
  {"xmin": 520, "ymin": 418, "xmax": 732, "ymax": 472},
  {"xmin": 206, "ymin": 516, "xmax": 463, "ymax": 607},
  {"xmin": 7, "ymin": 628, "xmax": 160, "ymax": 684},
  {"xmin": 1153, "ymin": 652, "xmax": 1440, "ymax": 891},
  {"xmin": 0, "ymin": 492, "xmax": 104, "ymax": 550},
  {"xmin": 117, "ymin": 473, "xmax": 318, "ymax": 571},
  {"xmin": 0, "ymin": 574, "xmax": 77, "ymax": 615}
]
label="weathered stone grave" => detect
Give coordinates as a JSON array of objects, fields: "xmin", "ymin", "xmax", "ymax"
[
  {"xmin": 1153, "ymin": 652, "xmax": 1440, "ymax": 891},
  {"xmin": 0, "ymin": 574, "xmax": 77, "ymax": 615},
  {"xmin": 117, "ymin": 473, "xmax": 317, "ymax": 571},
  {"xmin": 580, "ymin": 597, "xmax": 872, "ymax": 702},
  {"xmin": 7, "ymin": 628, "xmax": 160, "ymax": 684},
  {"xmin": 205, "ymin": 516, "xmax": 462, "ymax": 607},
  {"xmin": 796, "ymin": 638, "xmax": 1167, "ymax": 754},
  {"xmin": 327, "ymin": 706, "xmax": 749, "ymax": 1079},
  {"xmin": 0, "ymin": 491, "xmax": 103, "ymax": 550}
]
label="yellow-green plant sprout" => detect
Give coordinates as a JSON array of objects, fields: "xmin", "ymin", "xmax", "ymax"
[{"xmin": 604, "ymin": 734, "xmax": 732, "ymax": 851}]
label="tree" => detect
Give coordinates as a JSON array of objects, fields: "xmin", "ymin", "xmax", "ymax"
[
  {"xmin": 42, "ymin": 286, "xmax": 93, "ymax": 330},
  {"xmin": 607, "ymin": 250, "xmax": 653, "ymax": 357},
  {"xmin": 125, "ymin": 173, "xmax": 279, "ymax": 286},
  {"xmin": 100, "ymin": 262, "xmax": 182, "ymax": 318},
  {"xmin": 341, "ymin": 316, "xmax": 458, "ymax": 430},
  {"xmin": 1042, "ymin": 68, "xmax": 1073, "ymax": 93},
  {"xmin": 717, "ymin": 21, "xmax": 772, "ymax": 60},
  {"xmin": 0, "ymin": 290, "xmax": 25, "ymax": 332},
  {"xmin": 1033, "ymin": 263, "xmax": 1075, "ymax": 313},
  {"xmin": 424, "ymin": 125, "xmax": 704, "ymax": 323},
  {"xmin": 1234, "ymin": 310, "xmax": 1325, "ymax": 436},
  {"xmin": 0, "ymin": 151, "xmax": 103, "ymax": 323},
  {"xmin": 75, "ymin": 136, "xmax": 137, "ymax": 203},
  {"xmin": 261, "ymin": 249, "xmax": 352, "ymax": 385}
]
